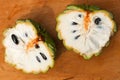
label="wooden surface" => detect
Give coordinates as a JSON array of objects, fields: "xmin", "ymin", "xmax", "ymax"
[{"xmin": 0, "ymin": 0, "xmax": 120, "ymax": 80}]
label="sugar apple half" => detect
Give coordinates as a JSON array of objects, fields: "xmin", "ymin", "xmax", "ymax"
[
  {"xmin": 56, "ymin": 5, "xmax": 116, "ymax": 59},
  {"xmin": 3, "ymin": 19, "xmax": 56, "ymax": 74}
]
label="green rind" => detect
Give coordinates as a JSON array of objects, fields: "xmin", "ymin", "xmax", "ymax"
[
  {"xmin": 94, "ymin": 51, "xmax": 101, "ymax": 57},
  {"xmin": 56, "ymin": 4, "xmax": 117, "ymax": 60},
  {"xmin": 113, "ymin": 22, "xmax": 117, "ymax": 33},
  {"xmin": 82, "ymin": 49, "xmax": 102, "ymax": 60},
  {"xmin": 66, "ymin": 4, "xmax": 100, "ymax": 11},
  {"xmin": 82, "ymin": 54, "xmax": 93, "ymax": 60},
  {"xmin": 66, "ymin": 5, "xmax": 83, "ymax": 10},
  {"xmin": 105, "ymin": 41, "xmax": 110, "ymax": 47},
  {"xmin": 4, "ymin": 19, "xmax": 55, "ymax": 74},
  {"xmin": 30, "ymin": 19, "xmax": 56, "ymax": 55}
]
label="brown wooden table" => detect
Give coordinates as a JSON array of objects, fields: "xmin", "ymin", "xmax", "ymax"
[{"xmin": 0, "ymin": 0, "xmax": 120, "ymax": 80}]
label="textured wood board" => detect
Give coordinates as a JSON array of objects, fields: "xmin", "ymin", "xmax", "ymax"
[{"xmin": 0, "ymin": 0, "xmax": 120, "ymax": 80}]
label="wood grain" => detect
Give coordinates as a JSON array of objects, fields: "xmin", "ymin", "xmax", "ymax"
[{"xmin": 0, "ymin": 0, "xmax": 120, "ymax": 80}]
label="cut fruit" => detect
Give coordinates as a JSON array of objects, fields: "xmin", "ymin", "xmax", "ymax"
[
  {"xmin": 3, "ymin": 19, "xmax": 56, "ymax": 73},
  {"xmin": 56, "ymin": 5, "xmax": 116, "ymax": 59}
]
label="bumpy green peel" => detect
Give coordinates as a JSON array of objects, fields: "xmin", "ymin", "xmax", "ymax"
[
  {"xmin": 3, "ymin": 19, "xmax": 56, "ymax": 73},
  {"xmin": 66, "ymin": 4, "xmax": 100, "ymax": 11},
  {"xmin": 56, "ymin": 5, "xmax": 117, "ymax": 59}
]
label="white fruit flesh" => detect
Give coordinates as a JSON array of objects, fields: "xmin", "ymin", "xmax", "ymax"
[
  {"xmin": 57, "ymin": 10, "xmax": 115, "ymax": 58},
  {"xmin": 3, "ymin": 20, "xmax": 54, "ymax": 73}
]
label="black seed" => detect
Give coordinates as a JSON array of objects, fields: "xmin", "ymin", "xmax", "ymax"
[
  {"xmin": 39, "ymin": 52, "xmax": 47, "ymax": 60},
  {"xmin": 95, "ymin": 17, "xmax": 101, "ymax": 25},
  {"xmin": 72, "ymin": 30, "xmax": 77, "ymax": 33},
  {"xmin": 35, "ymin": 44, "xmax": 40, "ymax": 49},
  {"xmin": 25, "ymin": 33, "xmax": 28, "ymax": 37},
  {"xmin": 36, "ymin": 56, "xmax": 41, "ymax": 62},
  {"xmin": 75, "ymin": 35, "xmax": 80, "ymax": 39},
  {"xmin": 78, "ymin": 14, "xmax": 81, "ymax": 17},
  {"xmin": 11, "ymin": 34, "xmax": 19, "ymax": 45},
  {"xmin": 72, "ymin": 22, "xmax": 78, "ymax": 25}
]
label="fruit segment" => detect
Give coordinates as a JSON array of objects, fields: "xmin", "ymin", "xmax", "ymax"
[
  {"xmin": 56, "ymin": 5, "xmax": 116, "ymax": 59},
  {"xmin": 3, "ymin": 19, "xmax": 56, "ymax": 73}
]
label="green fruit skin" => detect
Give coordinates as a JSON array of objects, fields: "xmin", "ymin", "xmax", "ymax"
[
  {"xmin": 56, "ymin": 5, "xmax": 117, "ymax": 60},
  {"xmin": 4, "ymin": 19, "xmax": 56, "ymax": 74}
]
